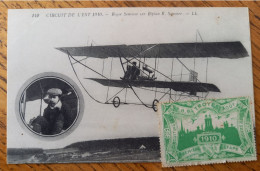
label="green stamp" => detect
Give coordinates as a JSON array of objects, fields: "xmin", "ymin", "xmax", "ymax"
[{"xmin": 158, "ymin": 97, "xmax": 256, "ymax": 167}]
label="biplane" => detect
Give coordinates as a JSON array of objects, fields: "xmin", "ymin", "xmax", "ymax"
[{"xmin": 57, "ymin": 41, "xmax": 248, "ymax": 111}]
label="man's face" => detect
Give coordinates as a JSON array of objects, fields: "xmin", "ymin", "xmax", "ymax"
[{"xmin": 49, "ymin": 95, "xmax": 60, "ymax": 107}]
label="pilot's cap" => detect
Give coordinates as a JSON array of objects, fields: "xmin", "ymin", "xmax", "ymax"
[{"xmin": 47, "ymin": 88, "xmax": 62, "ymax": 96}]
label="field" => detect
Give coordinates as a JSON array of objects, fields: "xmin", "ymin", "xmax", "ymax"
[{"xmin": 8, "ymin": 137, "xmax": 160, "ymax": 164}]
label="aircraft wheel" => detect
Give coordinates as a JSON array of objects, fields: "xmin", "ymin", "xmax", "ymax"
[
  {"xmin": 113, "ymin": 96, "xmax": 120, "ymax": 108},
  {"xmin": 152, "ymin": 99, "xmax": 159, "ymax": 112}
]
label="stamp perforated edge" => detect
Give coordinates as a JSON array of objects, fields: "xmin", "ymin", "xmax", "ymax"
[{"xmin": 157, "ymin": 96, "xmax": 257, "ymax": 167}]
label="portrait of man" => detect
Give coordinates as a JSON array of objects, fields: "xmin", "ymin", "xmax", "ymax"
[
  {"xmin": 29, "ymin": 88, "xmax": 75, "ymax": 135},
  {"xmin": 19, "ymin": 77, "xmax": 79, "ymax": 136}
]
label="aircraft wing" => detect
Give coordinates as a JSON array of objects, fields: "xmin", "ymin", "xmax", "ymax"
[
  {"xmin": 87, "ymin": 78, "xmax": 220, "ymax": 93},
  {"xmin": 57, "ymin": 41, "xmax": 248, "ymax": 59}
]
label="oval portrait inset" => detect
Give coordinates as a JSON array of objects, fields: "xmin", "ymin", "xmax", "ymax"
[{"xmin": 16, "ymin": 72, "xmax": 84, "ymax": 138}]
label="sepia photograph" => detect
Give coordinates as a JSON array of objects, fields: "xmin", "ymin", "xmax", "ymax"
[
  {"xmin": 7, "ymin": 7, "xmax": 254, "ymax": 164},
  {"xmin": 19, "ymin": 76, "xmax": 80, "ymax": 136}
]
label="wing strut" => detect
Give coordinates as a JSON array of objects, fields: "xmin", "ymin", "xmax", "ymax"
[
  {"xmin": 169, "ymin": 58, "xmax": 174, "ymax": 101},
  {"xmin": 106, "ymin": 58, "xmax": 114, "ymax": 102},
  {"xmin": 39, "ymin": 81, "xmax": 44, "ymax": 116},
  {"xmin": 196, "ymin": 30, "xmax": 209, "ymax": 84}
]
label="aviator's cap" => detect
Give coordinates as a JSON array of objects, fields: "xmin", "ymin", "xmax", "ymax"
[{"xmin": 47, "ymin": 88, "xmax": 62, "ymax": 96}]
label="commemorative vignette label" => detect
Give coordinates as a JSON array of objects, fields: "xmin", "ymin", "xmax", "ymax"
[{"xmin": 158, "ymin": 97, "xmax": 256, "ymax": 167}]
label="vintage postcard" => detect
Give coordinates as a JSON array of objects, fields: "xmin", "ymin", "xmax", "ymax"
[
  {"xmin": 7, "ymin": 7, "xmax": 254, "ymax": 163},
  {"xmin": 158, "ymin": 97, "xmax": 256, "ymax": 167}
]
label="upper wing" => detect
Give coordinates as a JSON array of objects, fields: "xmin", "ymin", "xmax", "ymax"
[
  {"xmin": 87, "ymin": 78, "xmax": 220, "ymax": 93},
  {"xmin": 57, "ymin": 41, "xmax": 248, "ymax": 59}
]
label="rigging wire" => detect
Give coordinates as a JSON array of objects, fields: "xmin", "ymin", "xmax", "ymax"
[
  {"xmin": 122, "ymin": 44, "xmax": 159, "ymax": 65},
  {"xmin": 102, "ymin": 59, "xmax": 105, "ymax": 75},
  {"xmin": 176, "ymin": 58, "xmax": 191, "ymax": 73},
  {"xmin": 119, "ymin": 56, "xmax": 153, "ymax": 109},
  {"xmin": 194, "ymin": 57, "xmax": 196, "ymax": 71},
  {"xmin": 72, "ymin": 57, "xmax": 88, "ymax": 65},
  {"xmin": 159, "ymin": 89, "xmax": 171, "ymax": 101},
  {"xmin": 180, "ymin": 65, "xmax": 183, "ymax": 82},
  {"xmin": 106, "ymin": 58, "xmax": 113, "ymax": 102},
  {"xmin": 154, "ymin": 48, "xmax": 159, "ymax": 98},
  {"xmin": 176, "ymin": 57, "xmax": 203, "ymax": 84},
  {"xmin": 194, "ymin": 31, "xmax": 197, "ymax": 71},
  {"xmin": 154, "ymin": 57, "xmax": 157, "ymax": 75},
  {"xmin": 139, "ymin": 46, "xmax": 142, "ymax": 67},
  {"xmin": 170, "ymin": 58, "xmax": 174, "ymax": 80},
  {"xmin": 67, "ymin": 52, "xmax": 104, "ymax": 104},
  {"xmin": 69, "ymin": 53, "xmax": 109, "ymax": 80},
  {"xmin": 196, "ymin": 30, "xmax": 208, "ymax": 83},
  {"xmin": 197, "ymin": 30, "xmax": 204, "ymax": 42},
  {"xmin": 196, "ymin": 29, "xmax": 209, "ymax": 97},
  {"xmin": 105, "ymin": 87, "xmax": 126, "ymax": 103},
  {"xmin": 154, "ymin": 49, "xmax": 159, "ymax": 98},
  {"xmin": 169, "ymin": 58, "xmax": 174, "ymax": 101}
]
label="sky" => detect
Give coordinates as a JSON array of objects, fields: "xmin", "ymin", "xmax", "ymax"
[{"xmin": 7, "ymin": 7, "xmax": 253, "ymax": 149}]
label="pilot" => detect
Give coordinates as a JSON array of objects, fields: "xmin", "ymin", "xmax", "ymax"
[
  {"xmin": 130, "ymin": 62, "xmax": 140, "ymax": 80},
  {"xmin": 122, "ymin": 64, "xmax": 132, "ymax": 80},
  {"xmin": 30, "ymin": 88, "xmax": 72, "ymax": 135},
  {"xmin": 121, "ymin": 62, "xmax": 140, "ymax": 80}
]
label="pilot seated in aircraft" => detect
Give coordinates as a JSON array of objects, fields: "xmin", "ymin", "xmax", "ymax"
[
  {"xmin": 121, "ymin": 61, "xmax": 140, "ymax": 80},
  {"xmin": 29, "ymin": 88, "xmax": 73, "ymax": 135},
  {"xmin": 130, "ymin": 62, "xmax": 140, "ymax": 80}
]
